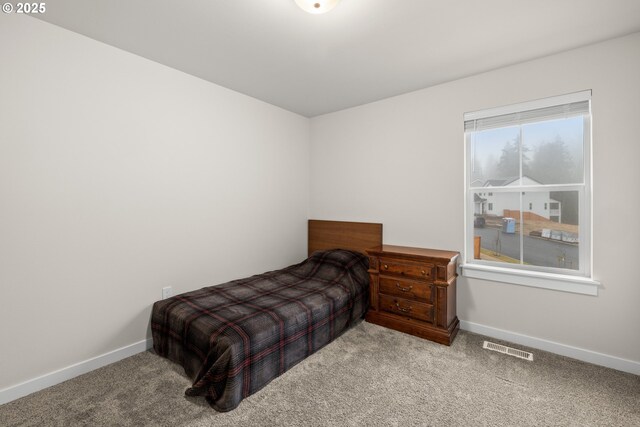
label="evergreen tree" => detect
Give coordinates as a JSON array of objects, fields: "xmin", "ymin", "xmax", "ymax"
[
  {"xmin": 528, "ymin": 137, "xmax": 579, "ymax": 184},
  {"xmin": 496, "ymin": 137, "xmax": 529, "ymax": 178}
]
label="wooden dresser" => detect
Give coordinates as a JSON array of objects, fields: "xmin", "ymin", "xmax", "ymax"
[{"xmin": 365, "ymin": 245, "xmax": 460, "ymax": 345}]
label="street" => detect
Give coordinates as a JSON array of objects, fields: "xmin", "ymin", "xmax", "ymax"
[{"xmin": 475, "ymin": 227, "xmax": 579, "ymax": 270}]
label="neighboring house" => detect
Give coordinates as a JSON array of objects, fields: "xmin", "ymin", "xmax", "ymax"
[
  {"xmin": 470, "ymin": 178, "xmax": 485, "ymax": 188},
  {"xmin": 474, "ymin": 193, "xmax": 487, "ymax": 215},
  {"xmin": 475, "ymin": 176, "xmax": 561, "ymax": 221}
]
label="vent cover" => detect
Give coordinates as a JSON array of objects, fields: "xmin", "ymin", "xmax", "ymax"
[{"xmin": 483, "ymin": 341, "xmax": 534, "ymax": 361}]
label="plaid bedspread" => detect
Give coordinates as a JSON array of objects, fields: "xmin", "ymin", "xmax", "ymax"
[{"xmin": 151, "ymin": 249, "xmax": 369, "ymax": 412}]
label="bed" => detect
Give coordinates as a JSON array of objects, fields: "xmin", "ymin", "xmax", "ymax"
[{"xmin": 151, "ymin": 220, "xmax": 382, "ymax": 411}]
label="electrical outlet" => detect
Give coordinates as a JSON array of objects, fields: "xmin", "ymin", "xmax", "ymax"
[{"xmin": 162, "ymin": 286, "xmax": 173, "ymax": 300}]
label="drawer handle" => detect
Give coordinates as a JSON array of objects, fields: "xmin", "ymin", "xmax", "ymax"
[
  {"xmin": 395, "ymin": 283, "xmax": 413, "ymax": 292},
  {"xmin": 395, "ymin": 302, "xmax": 412, "ymax": 313},
  {"xmin": 383, "ymin": 264, "xmax": 389, "ymax": 270},
  {"xmin": 421, "ymin": 270, "xmax": 427, "ymax": 276}
]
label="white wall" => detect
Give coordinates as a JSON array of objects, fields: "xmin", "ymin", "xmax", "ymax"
[
  {"xmin": 311, "ymin": 33, "xmax": 640, "ymax": 364},
  {"xmin": 0, "ymin": 16, "xmax": 309, "ymax": 390}
]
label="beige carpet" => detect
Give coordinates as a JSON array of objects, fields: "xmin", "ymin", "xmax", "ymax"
[{"xmin": 1, "ymin": 322, "xmax": 639, "ymax": 426}]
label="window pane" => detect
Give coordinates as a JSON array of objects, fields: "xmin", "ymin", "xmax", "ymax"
[
  {"xmin": 473, "ymin": 191, "xmax": 520, "ymax": 265},
  {"xmin": 470, "ymin": 126, "xmax": 520, "ymax": 186},
  {"xmin": 522, "ymin": 116, "xmax": 584, "ymax": 185},
  {"xmin": 465, "ymin": 93, "xmax": 591, "ymax": 280},
  {"xmin": 523, "ymin": 190, "xmax": 579, "ymax": 270}
]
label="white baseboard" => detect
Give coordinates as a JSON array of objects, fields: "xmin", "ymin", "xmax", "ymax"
[
  {"xmin": 0, "ymin": 338, "xmax": 153, "ymax": 405},
  {"xmin": 460, "ymin": 320, "xmax": 640, "ymax": 376}
]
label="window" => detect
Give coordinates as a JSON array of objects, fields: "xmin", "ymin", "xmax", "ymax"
[{"xmin": 464, "ymin": 91, "xmax": 598, "ymax": 295}]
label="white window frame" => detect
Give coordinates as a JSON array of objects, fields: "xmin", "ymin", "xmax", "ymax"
[{"xmin": 462, "ymin": 91, "xmax": 600, "ymax": 295}]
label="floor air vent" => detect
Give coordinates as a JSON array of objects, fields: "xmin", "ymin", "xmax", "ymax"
[{"xmin": 483, "ymin": 341, "xmax": 534, "ymax": 361}]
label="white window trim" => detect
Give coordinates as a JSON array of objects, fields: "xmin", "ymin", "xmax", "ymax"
[
  {"xmin": 462, "ymin": 91, "xmax": 598, "ymax": 295},
  {"xmin": 460, "ymin": 263, "xmax": 600, "ymax": 296}
]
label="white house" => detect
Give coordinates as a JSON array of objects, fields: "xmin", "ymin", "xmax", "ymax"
[{"xmin": 476, "ymin": 176, "xmax": 561, "ymax": 221}]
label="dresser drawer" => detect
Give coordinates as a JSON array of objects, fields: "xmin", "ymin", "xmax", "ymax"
[
  {"xmin": 379, "ymin": 277, "xmax": 432, "ymax": 302},
  {"xmin": 379, "ymin": 258, "xmax": 433, "ymax": 280},
  {"xmin": 379, "ymin": 294, "xmax": 433, "ymax": 323}
]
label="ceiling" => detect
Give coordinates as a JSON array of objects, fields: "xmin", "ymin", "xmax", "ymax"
[{"xmin": 35, "ymin": 0, "xmax": 640, "ymax": 117}]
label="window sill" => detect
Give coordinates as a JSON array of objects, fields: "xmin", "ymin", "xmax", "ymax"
[{"xmin": 460, "ymin": 263, "xmax": 600, "ymax": 296}]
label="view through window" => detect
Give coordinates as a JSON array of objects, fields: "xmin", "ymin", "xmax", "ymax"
[{"xmin": 465, "ymin": 92, "xmax": 591, "ymax": 278}]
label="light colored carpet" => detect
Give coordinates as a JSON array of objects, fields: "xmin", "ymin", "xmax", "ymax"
[{"xmin": 1, "ymin": 322, "xmax": 639, "ymax": 426}]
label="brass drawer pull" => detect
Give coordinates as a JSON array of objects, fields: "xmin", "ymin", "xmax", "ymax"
[
  {"xmin": 421, "ymin": 270, "xmax": 426, "ymax": 276},
  {"xmin": 395, "ymin": 302, "xmax": 412, "ymax": 313},
  {"xmin": 383, "ymin": 264, "xmax": 388, "ymax": 269},
  {"xmin": 395, "ymin": 283, "xmax": 413, "ymax": 292}
]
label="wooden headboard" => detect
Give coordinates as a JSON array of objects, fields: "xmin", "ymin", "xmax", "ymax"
[{"xmin": 308, "ymin": 219, "xmax": 383, "ymax": 256}]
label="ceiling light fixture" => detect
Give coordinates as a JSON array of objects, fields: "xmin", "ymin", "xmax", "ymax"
[{"xmin": 295, "ymin": 0, "xmax": 340, "ymax": 14}]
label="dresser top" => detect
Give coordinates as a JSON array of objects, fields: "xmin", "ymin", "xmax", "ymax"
[{"xmin": 366, "ymin": 245, "xmax": 459, "ymax": 262}]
